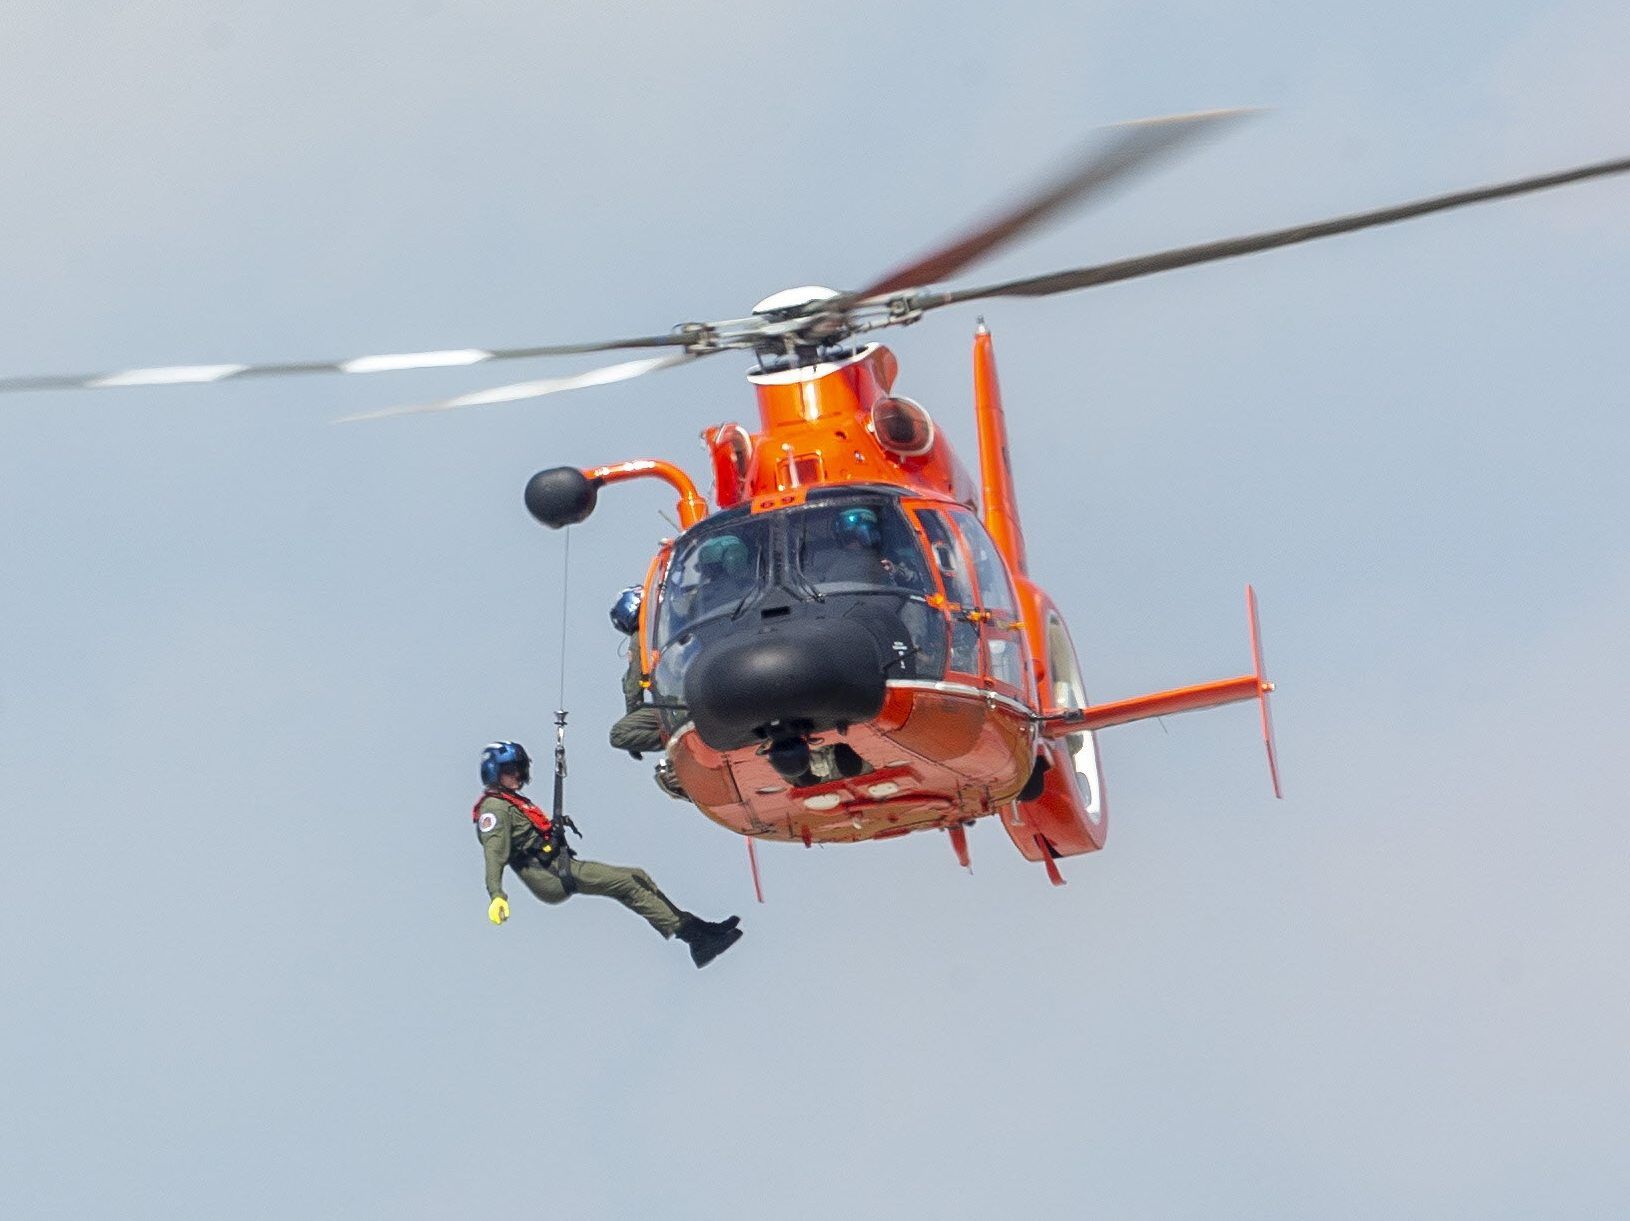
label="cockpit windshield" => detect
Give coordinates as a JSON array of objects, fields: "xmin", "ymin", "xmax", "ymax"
[
  {"xmin": 788, "ymin": 501, "xmax": 931, "ymax": 596},
  {"xmin": 649, "ymin": 494, "xmax": 951, "ymax": 721},
  {"xmin": 654, "ymin": 516, "xmax": 771, "ymax": 645}
]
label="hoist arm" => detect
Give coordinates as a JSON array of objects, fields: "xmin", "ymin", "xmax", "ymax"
[{"xmin": 524, "ymin": 461, "xmax": 708, "ymax": 531}]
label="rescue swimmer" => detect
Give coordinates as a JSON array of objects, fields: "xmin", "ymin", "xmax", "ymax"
[{"xmin": 474, "ymin": 741, "xmax": 742, "ymax": 968}]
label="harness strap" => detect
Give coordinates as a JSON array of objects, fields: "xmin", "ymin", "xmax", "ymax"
[
  {"xmin": 473, "ymin": 788, "xmax": 577, "ymax": 893},
  {"xmin": 472, "ymin": 788, "xmax": 554, "ymax": 838}
]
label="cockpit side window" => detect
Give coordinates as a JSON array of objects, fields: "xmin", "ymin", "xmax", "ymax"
[
  {"xmin": 948, "ymin": 510, "xmax": 1026, "ymax": 693},
  {"xmin": 916, "ymin": 510, "xmax": 976, "ymax": 608},
  {"xmin": 949, "ymin": 511, "xmax": 1019, "ymax": 616},
  {"xmin": 915, "ymin": 509, "xmax": 981, "ymax": 675}
]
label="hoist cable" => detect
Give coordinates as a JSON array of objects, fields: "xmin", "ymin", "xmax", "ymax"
[
  {"xmin": 550, "ymin": 527, "xmax": 577, "ymax": 837},
  {"xmin": 556, "ymin": 526, "xmax": 572, "ymax": 708}
]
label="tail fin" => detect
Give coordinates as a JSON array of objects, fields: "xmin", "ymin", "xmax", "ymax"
[{"xmin": 972, "ymin": 323, "xmax": 1029, "ymax": 576}]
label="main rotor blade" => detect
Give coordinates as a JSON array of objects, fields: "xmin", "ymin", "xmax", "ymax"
[
  {"xmin": 850, "ymin": 108, "xmax": 1254, "ymax": 302},
  {"xmin": 334, "ymin": 351, "xmax": 703, "ymax": 422},
  {"xmin": 930, "ymin": 153, "xmax": 1630, "ymax": 306},
  {"xmin": 0, "ymin": 331, "xmax": 698, "ymax": 397}
]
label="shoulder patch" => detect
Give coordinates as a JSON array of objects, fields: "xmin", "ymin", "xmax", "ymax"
[{"xmin": 477, "ymin": 810, "xmax": 499, "ymax": 833}]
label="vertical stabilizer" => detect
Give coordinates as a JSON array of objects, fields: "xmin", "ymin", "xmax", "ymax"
[{"xmin": 973, "ymin": 323, "xmax": 1029, "ymax": 575}]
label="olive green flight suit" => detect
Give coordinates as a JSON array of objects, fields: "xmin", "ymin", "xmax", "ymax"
[
  {"xmin": 609, "ymin": 649, "xmax": 664, "ymax": 757},
  {"xmin": 475, "ymin": 793, "xmax": 684, "ymax": 938}
]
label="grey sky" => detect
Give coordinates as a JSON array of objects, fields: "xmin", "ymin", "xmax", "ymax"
[{"xmin": 2, "ymin": 3, "xmax": 1627, "ymax": 1218}]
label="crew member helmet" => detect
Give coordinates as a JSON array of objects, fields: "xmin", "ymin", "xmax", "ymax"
[
  {"xmin": 480, "ymin": 741, "xmax": 531, "ymax": 787},
  {"xmin": 833, "ymin": 506, "xmax": 882, "ymax": 549},
  {"xmin": 609, "ymin": 585, "xmax": 643, "ymax": 635},
  {"xmin": 696, "ymin": 534, "xmax": 751, "ymax": 578}
]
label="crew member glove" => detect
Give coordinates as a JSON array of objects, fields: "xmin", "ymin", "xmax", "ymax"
[{"xmin": 487, "ymin": 896, "xmax": 510, "ymax": 925}]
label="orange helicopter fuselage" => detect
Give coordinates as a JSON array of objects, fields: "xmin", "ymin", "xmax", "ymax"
[{"xmin": 593, "ymin": 331, "xmax": 1112, "ymax": 869}]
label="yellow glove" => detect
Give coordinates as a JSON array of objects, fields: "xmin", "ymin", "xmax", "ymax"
[{"xmin": 487, "ymin": 896, "xmax": 510, "ymax": 925}]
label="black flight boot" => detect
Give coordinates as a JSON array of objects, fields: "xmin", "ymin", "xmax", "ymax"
[{"xmin": 675, "ymin": 914, "xmax": 743, "ymax": 969}]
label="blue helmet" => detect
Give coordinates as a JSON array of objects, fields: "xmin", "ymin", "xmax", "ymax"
[
  {"xmin": 609, "ymin": 585, "xmax": 643, "ymax": 635},
  {"xmin": 834, "ymin": 506, "xmax": 881, "ymax": 549},
  {"xmin": 480, "ymin": 741, "xmax": 531, "ymax": 787}
]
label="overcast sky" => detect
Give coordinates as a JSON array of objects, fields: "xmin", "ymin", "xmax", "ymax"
[{"xmin": 2, "ymin": 3, "xmax": 1627, "ymax": 1218}]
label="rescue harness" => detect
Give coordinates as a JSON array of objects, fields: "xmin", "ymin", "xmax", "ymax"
[{"xmin": 472, "ymin": 787, "xmax": 555, "ymax": 839}]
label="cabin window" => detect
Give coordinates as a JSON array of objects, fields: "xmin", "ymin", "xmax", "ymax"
[{"xmin": 915, "ymin": 509, "xmax": 981, "ymax": 676}]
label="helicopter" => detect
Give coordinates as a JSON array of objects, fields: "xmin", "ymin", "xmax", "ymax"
[
  {"xmin": 5, "ymin": 110, "xmax": 1628, "ymax": 885},
  {"xmin": 519, "ymin": 325, "xmax": 1278, "ymax": 887}
]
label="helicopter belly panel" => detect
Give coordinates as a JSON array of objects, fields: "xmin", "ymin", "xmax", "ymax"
[{"xmin": 665, "ymin": 682, "xmax": 1034, "ymax": 845}]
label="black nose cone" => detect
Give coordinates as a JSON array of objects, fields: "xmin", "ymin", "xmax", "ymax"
[{"xmin": 684, "ymin": 617, "xmax": 888, "ymax": 751}]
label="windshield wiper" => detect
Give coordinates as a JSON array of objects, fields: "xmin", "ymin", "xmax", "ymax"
[{"xmin": 728, "ymin": 586, "xmax": 760, "ymax": 620}]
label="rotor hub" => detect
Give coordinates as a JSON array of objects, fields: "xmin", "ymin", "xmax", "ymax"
[{"xmin": 751, "ymin": 285, "xmax": 843, "ymax": 318}]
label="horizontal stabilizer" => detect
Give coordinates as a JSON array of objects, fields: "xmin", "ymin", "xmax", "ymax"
[
  {"xmin": 1040, "ymin": 674, "xmax": 1265, "ymax": 734},
  {"xmin": 1040, "ymin": 585, "xmax": 1282, "ymax": 797}
]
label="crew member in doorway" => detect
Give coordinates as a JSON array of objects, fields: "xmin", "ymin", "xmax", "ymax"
[
  {"xmin": 473, "ymin": 742, "xmax": 741, "ymax": 968},
  {"xmin": 608, "ymin": 585, "xmax": 663, "ymax": 757},
  {"xmin": 606, "ymin": 585, "xmax": 687, "ymax": 801}
]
